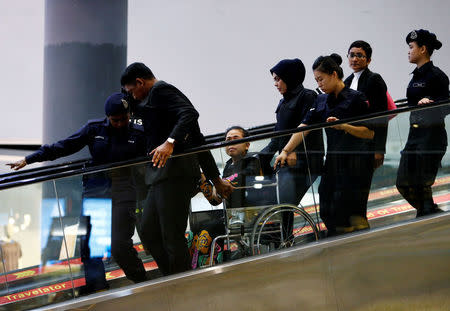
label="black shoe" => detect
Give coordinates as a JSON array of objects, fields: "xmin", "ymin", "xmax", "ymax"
[{"xmin": 416, "ymin": 204, "xmax": 443, "ymax": 217}]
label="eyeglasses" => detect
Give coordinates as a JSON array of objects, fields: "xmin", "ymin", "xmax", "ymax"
[{"xmin": 347, "ymin": 53, "xmax": 366, "ymax": 59}]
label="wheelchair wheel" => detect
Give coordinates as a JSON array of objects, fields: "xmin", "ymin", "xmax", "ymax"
[{"xmin": 250, "ymin": 204, "xmax": 319, "ymax": 255}]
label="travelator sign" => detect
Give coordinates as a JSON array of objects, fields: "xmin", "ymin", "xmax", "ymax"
[{"xmin": 0, "ymin": 261, "xmax": 158, "ymax": 305}]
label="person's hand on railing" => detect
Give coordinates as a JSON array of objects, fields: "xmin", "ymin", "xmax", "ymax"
[
  {"xmin": 274, "ymin": 150, "xmax": 288, "ymax": 168},
  {"xmin": 326, "ymin": 116, "xmax": 346, "ymax": 130},
  {"xmin": 6, "ymin": 159, "xmax": 27, "ymax": 171},
  {"xmin": 418, "ymin": 97, "xmax": 433, "ymax": 105},
  {"xmin": 149, "ymin": 140, "xmax": 174, "ymax": 168}
]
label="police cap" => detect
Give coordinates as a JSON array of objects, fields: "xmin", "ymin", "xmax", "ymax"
[
  {"xmin": 406, "ymin": 29, "xmax": 442, "ymax": 51},
  {"xmin": 104, "ymin": 92, "xmax": 130, "ymax": 116}
]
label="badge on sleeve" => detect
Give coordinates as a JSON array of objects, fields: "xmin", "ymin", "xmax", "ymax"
[{"xmin": 121, "ymin": 99, "xmax": 129, "ymax": 109}]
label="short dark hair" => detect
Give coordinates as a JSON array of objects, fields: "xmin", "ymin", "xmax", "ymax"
[
  {"xmin": 348, "ymin": 40, "xmax": 372, "ymax": 60},
  {"xmin": 312, "ymin": 53, "xmax": 344, "ymax": 80},
  {"xmin": 225, "ymin": 126, "xmax": 249, "ymax": 139},
  {"xmin": 120, "ymin": 62, "xmax": 155, "ymax": 86}
]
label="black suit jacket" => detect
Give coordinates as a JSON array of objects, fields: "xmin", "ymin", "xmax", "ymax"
[
  {"xmin": 137, "ymin": 80, "xmax": 219, "ymax": 185},
  {"xmin": 344, "ymin": 69, "xmax": 388, "ymax": 153}
]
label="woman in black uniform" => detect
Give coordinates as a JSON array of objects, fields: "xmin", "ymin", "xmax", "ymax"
[
  {"xmin": 275, "ymin": 54, "xmax": 374, "ymax": 236},
  {"xmin": 396, "ymin": 29, "xmax": 449, "ymax": 217},
  {"xmin": 261, "ymin": 58, "xmax": 324, "ymax": 240}
]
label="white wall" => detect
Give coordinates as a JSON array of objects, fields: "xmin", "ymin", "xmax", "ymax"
[
  {"xmin": 0, "ymin": 1, "xmax": 44, "ymax": 143},
  {"xmin": 0, "ymin": 0, "xmax": 449, "ymax": 140},
  {"xmin": 128, "ymin": 0, "xmax": 450, "ymax": 134}
]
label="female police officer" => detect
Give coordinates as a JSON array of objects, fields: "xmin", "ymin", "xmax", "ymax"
[
  {"xmin": 396, "ymin": 29, "xmax": 449, "ymax": 217},
  {"xmin": 274, "ymin": 54, "xmax": 374, "ymax": 236},
  {"xmin": 7, "ymin": 93, "xmax": 148, "ymax": 287}
]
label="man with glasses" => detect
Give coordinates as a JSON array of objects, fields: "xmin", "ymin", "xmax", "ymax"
[
  {"xmin": 344, "ymin": 40, "xmax": 389, "ymax": 231},
  {"xmin": 120, "ymin": 62, "xmax": 233, "ymax": 276}
]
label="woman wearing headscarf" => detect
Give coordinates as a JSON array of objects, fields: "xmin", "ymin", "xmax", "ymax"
[
  {"xmin": 261, "ymin": 58, "xmax": 324, "ymax": 240},
  {"xmin": 396, "ymin": 29, "xmax": 449, "ymax": 217},
  {"xmin": 274, "ymin": 54, "xmax": 374, "ymax": 236}
]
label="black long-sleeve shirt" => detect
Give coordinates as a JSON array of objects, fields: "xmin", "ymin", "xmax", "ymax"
[
  {"xmin": 405, "ymin": 61, "xmax": 449, "ymax": 149},
  {"xmin": 26, "ymin": 118, "xmax": 146, "ymax": 166},
  {"xmin": 303, "ymin": 87, "xmax": 373, "ymax": 154},
  {"xmin": 135, "ymin": 80, "xmax": 220, "ymax": 182},
  {"xmin": 260, "ymin": 85, "xmax": 324, "ymax": 176}
]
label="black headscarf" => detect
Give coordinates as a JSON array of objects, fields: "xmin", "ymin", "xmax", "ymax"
[{"xmin": 270, "ymin": 58, "xmax": 306, "ymax": 91}]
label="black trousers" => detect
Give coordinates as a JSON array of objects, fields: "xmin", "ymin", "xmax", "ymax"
[
  {"xmin": 110, "ymin": 173, "xmax": 147, "ymax": 283},
  {"xmin": 139, "ymin": 178, "xmax": 197, "ymax": 276},
  {"xmin": 110, "ymin": 196, "xmax": 147, "ymax": 283},
  {"xmin": 396, "ymin": 149, "xmax": 445, "ymax": 217},
  {"xmin": 319, "ymin": 153, "xmax": 374, "ymax": 235},
  {"xmin": 351, "ymin": 155, "xmax": 375, "ymax": 225}
]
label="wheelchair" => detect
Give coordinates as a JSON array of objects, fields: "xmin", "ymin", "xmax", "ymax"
[{"xmin": 190, "ymin": 172, "xmax": 320, "ymax": 267}]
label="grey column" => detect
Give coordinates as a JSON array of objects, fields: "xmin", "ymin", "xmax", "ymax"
[{"xmin": 43, "ymin": 0, "xmax": 128, "ymax": 158}]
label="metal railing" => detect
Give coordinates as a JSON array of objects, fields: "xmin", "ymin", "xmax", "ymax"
[{"xmin": 0, "ymin": 97, "xmax": 448, "ymax": 191}]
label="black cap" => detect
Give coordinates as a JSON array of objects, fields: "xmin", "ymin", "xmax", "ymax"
[
  {"xmin": 270, "ymin": 58, "xmax": 306, "ymax": 90},
  {"xmin": 104, "ymin": 92, "xmax": 130, "ymax": 116},
  {"xmin": 406, "ymin": 29, "xmax": 442, "ymax": 51}
]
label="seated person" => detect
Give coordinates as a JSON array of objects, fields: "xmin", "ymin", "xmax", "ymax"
[
  {"xmin": 222, "ymin": 126, "xmax": 263, "ymax": 211},
  {"xmin": 195, "ymin": 126, "xmax": 262, "ymax": 262},
  {"xmin": 198, "ymin": 125, "xmax": 262, "ymax": 209}
]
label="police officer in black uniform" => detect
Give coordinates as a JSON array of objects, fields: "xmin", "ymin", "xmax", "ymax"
[
  {"xmin": 396, "ymin": 29, "xmax": 449, "ymax": 217},
  {"xmin": 275, "ymin": 54, "xmax": 374, "ymax": 236},
  {"xmin": 7, "ymin": 93, "xmax": 149, "ymax": 285}
]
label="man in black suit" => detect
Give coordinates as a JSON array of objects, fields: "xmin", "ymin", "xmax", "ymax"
[
  {"xmin": 344, "ymin": 40, "xmax": 388, "ymax": 230},
  {"xmin": 120, "ymin": 63, "xmax": 233, "ymax": 276}
]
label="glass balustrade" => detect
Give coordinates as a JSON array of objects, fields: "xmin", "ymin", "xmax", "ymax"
[{"xmin": 0, "ymin": 101, "xmax": 448, "ymax": 309}]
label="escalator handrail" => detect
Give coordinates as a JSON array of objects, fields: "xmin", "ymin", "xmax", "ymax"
[
  {"xmin": 0, "ymin": 96, "xmax": 430, "ymax": 179},
  {"xmin": 0, "ymin": 125, "xmax": 275, "ymax": 180},
  {"xmin": 0, "ymin": 97, "xmax": 411, "ymax": 179},
  {"xmin": 185, "ymin": 98, "xmax": 449, "ymax": 154},
  {"xmin": 0, "ymin": 98, "xmax": 448, "ymax": 191},
  {"xmin": 0, "ymin": 158, "xmax": 89, "ymax": 179}
]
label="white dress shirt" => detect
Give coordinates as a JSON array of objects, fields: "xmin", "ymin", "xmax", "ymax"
[{"xmin": 350, "ymin": 70, "xmax": 365, "ymax": 90}]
